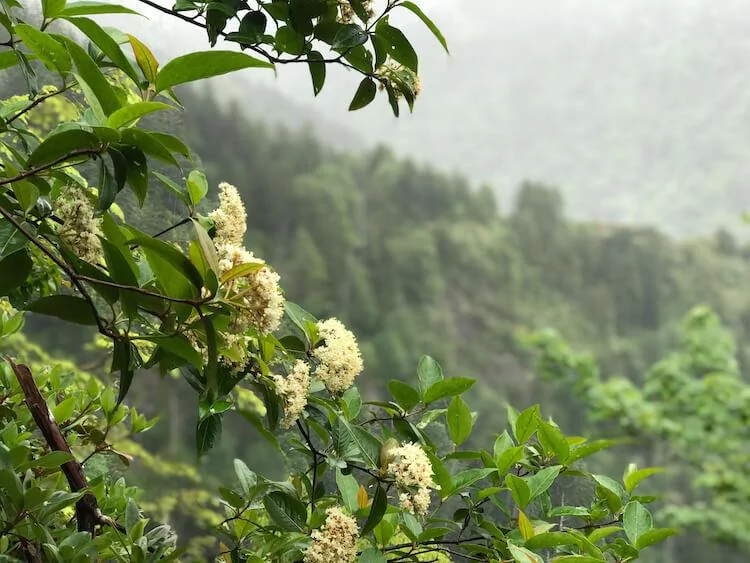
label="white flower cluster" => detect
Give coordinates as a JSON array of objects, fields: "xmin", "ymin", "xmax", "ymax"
[
  {"xmin": 337, "ymin": 0, "xmax": 374, "ymax": 24},
  {"xmin": 274, "ymin": 360, "xmax": 311, "ymax": 429},
  {"xmin": 210, "ymin": 182, "xmax": 284, "ymax": 335},
  {"xmin": 375, "ymin": 59, "xmax": 422, "ymax": 99},
  {"xmin": 304, "ymin": 506, "xmax": 359, "ymax": 563},
  {"xmin": 313, "ymin": 318, "xmax": 363, "ymax": 394},
  {"xmin": 387, "ymin": 442, "xmax": 438, "ymax": 516},
  {"xmin": 56, "ymin": 185, "xmax": 103, "ymax": 264}
]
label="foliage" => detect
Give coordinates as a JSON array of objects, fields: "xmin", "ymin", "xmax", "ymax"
[
  {"xmin": 0, "ymin": 0, "xmax": 671, "ymax": 561},
  {"xmin": 522, "ymin": 306, "xmax": 750, "ymax": 551}
]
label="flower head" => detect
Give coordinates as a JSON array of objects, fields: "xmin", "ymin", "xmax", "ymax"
[
  {"xmin": 56, "ymin": 185, "xmax": 102, "ymax": 264},
  {"xmin": 387, "ymin": 442, "xmax": 438, "ymax": 516},
  {"xmin": 376, "ymin": 59, "xmax": 421, "ymax": 100},
  {"xmin": 313, "ymin": 318, "xmax": 363, "ymax": 394},
  {"xmin": 210, "ymin": 182, "xmax": 246, "ymax": 248},
  {"xmin": 304, "ymin": 506, "xmax": 359, "ymax": 563},
  {"xmin": 274, "ymin": 360, "xmax": 311, "ymax": 428},
  {"xmin": 337, "ymin": 0, "xmax": 374, "ymax": 24}
]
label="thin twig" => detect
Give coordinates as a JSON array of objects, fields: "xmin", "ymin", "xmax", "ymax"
[
  {"xmin": 0, "ymin": 147, "xmax": 105, "ymax": 187},
  {"xmin": 6, "ymin": 84, "xmax": 72, "ymax": 124}
]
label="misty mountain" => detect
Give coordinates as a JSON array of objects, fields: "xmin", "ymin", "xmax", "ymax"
[{"xmin": 127, "ymin": 0, "xmax": 750, "ymax": 235}]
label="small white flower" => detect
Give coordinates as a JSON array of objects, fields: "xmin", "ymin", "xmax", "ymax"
[
  {"xmin": 304, "ymin": 506, "xmax": 359, "ymax": 563},
  {"xmin": 387, "ymin": 442, "xmax": 438, "ymax": 516},
  {"xmin": 313, "ymin": 318, "xmax": 363, "ymax": 394},
  {"xmin": 210, "ymin": 182, "xmax": 246, "ymax": 248},
  {"xmin": 274, "ymin": 360, "xmax": 311, "ymax": 429},
  {"xmin": 56, "ymin": 185, "xmax": 103, "ymax": 264}
]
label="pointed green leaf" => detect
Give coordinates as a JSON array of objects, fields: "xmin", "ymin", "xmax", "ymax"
[
  {"xmin": 14, "ymin": 24, "xmax": 71, "ymax": 73},
  {"xmin": 107, "ymin": 102, "xmax": 174, "ymax": 129},
  {"xmin": 59, "ymin": 1, "xmax": 140, "ymax": 16},
  {"xmin": 155, "ymin": 50, "xmax": 273, "ymax": 93},
  {"xmin": 26, "ymin": 295, "xmax": 97, "ymax": 325},
  {"xmin": 423, "ymin": 377, "xmax": 475, "ymax": 404},
  {"xmin": 623, "ymin": 501, "xmax": 653, "ymax": 546},
  {"xmin": 263, "ymin": 491, "xmax": 306, "ymax": 532},
  {"xmin": 399, "ymin": 2, "xmax": 448, "ymax": 53},
  {"xmin": 446, "ymin": 395, "xmax": 472, "ymax": 445}
]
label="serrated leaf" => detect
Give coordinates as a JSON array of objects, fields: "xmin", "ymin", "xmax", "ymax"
[
  {"xmin": 263, "ymin": 491, "xmax": 306, "ymax": 532},
  {"xmin": 623, "ymin": 501, "xmax": 652, "ymax": 545}
]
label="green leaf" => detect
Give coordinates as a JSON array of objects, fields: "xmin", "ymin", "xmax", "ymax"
[
  {"xmin": 349, "ymin": 77, "xmax": 376, "ymax": 111},
  {"xmin": 27, "ymin": 129, "xmax": 101, "ymax": 168},
  {"xmin": 59, "ymin": 1, "xmax": 140, "ymax": 16},
  {"xmin": 333, "ymin": 417, "xmax": 381, "ymax": 467},
  {"xmin": 120, "ymin": 128, "xmax": 179, "ymax": 166},
  {"xmin": 187, "ymin": 169, "xmax": 208, "ymax": 206},
  {"xmin": 566, "ymin": 439, "xmax": 622, "ymax": 464},
  {"xmin": 423, "ymin": 377, "xmax": 475, "ymax": 405},
  {"xmin": 263, "ymin": 491, "xmax": 306, "ymax": 532},
  {"xmin": 196, "ymin": 412, "xmax": 222, "ymax": 456},
  {"xmin": 144, "ymin": 334, "xmax": 202, "ymax": 367},
  {"xmin": 449, "ymin": 468, "xmax": 496, "ymax": 496},
  {"xmin": 285, "ymin": 301, "xmax": 317, "ymax": 336},
  {"xmin": 332, "ymin": 23, "xmax": 367, "ymax": 50},
  {"xmin": 0, "ymin": 50, "xmax": 18, "ymax": 71},
  {"xmin": 358, "ymin": 548, "xmax": 386, "ymax": 563},
  {"xmin": 551, "ymin": 557, "xmax": 606, "ymax": 563},
  {"xmin": 308, "ymin": 50, "xmax": 325, "ymax": 96},
  {"xmin": 63, "ymin": 17, "xmax": 139, "ymax": 83},
  {"xmin": 60, "ymin": 35, "xmax": 121, "ymax": 116},
  {"xmin": 446, "ymin": 395, "xmax": 472, "ymax": 445},
  {"xmin": 126, "ymin": 231, "xmax": 204, "ymax": 292},
  {"xmin": 27, "ymin": 295, "xmax": 97, "ymax": 325},
  {"xmin": 527, "ymin": 465, "xmax": 562, "ymax": 500},
  {"xmin": 42, "ymin": 0, "xmax": 67, "ymax": 18},
  {"xmin": 635, "ymin": 527, "xmax": 678, "ymax": 550},
  {"xmin": 361, "ymin": 485, "xmax": 387, "ymax": 535},
  {"xmin": 496, "ymin": 445, "xmax": 525, "ymax": 476},
  {"xmin": 374, "ymin": 23, "xmax": 418, "ymax": 71},
  {"xmin": 417, "ymin": 355, "xmax": 443, "ymax": 396},
  {"xmin": 387, "ymin": 379, "xmax": 420, "ymax": 410},
  {"xmin": 399, "ymin": 2, "xmax": 448, "ymax": 53},
  {"xmin": 587, "ymin": 526, "xmax": 621, "ymax": 544},
  {"xmin": 336, "ymin": 470, "xmax": 359, "ymax": 513},
  {"xmin": 593, "ymin": 474, "xmax": 624, "ymax": 514},
  {"xmin": 507, "ymin": 544, "xmax": 543, "ymax": 563},
  {"xmin": 623, "ymin": 467, "xmax": 664, "ymax": 494},
  {"xmin": 112, "ymin": 340, "xmax": 136, "ymax": 405},
  {"xmin": 537, "ymin": 421, "xmax": 570, "ymax": 461},
  {"xmin": 128, "ymin": 34, "xmax": 159, "ymax": 83},
  {"xmin": 525, "ymin": 532, "xmax": 579, "ymax": 550},
  {"xmin": 14, "ymin": 24, "xmax": 71, "ymax": 73},
  {"xmin": 233, "ymin": 459, "xmax": 256, "ymax": 497},
  {"xmin": 623, "ymin": 501, "xmax": 652, "ymax": 546},
  {"xmin": 505, "ymin": 474, "xmax": 531, "ymax": 509},
  {"xmin": 0, "ymin": 219, "xmax": 29, "ymax": 260},
  {"xmin": 153, "ymin": 171, "xmax": 190, "ymax": 205},
  {"xmin": 155, "ymin": 51, "xmax": 273, "ymax": 93},
  {"xmin": 514, "ymin": 404, "xmax": 539, "ymax": 444},
  {"xmin": 107, "ymin": 102, "xmax": 174, "ymax": 129},
  {"xmin": 34, "ymin": 450, "xmax": 75, "ymax": 469},
  {"xmin": 0, "ymin": 250, "xmax": 32, "ymax": 296}
]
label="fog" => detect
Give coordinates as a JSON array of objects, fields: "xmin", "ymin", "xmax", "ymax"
[{"xmin": 124, "ymin": 0, "xmax": 750, "ymax": 234}]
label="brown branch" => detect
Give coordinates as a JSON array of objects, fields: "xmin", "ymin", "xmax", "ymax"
[
  {"xmin": 0, "ymin": 147, "xmax": 104, "ymax": 187},
  {"xmin": 6, "ymin": 84, "xmax": 73, "ymax": 124},
  {"xmin": 7, "ymin": 360, "xmax": 121, "ymax": 534}
]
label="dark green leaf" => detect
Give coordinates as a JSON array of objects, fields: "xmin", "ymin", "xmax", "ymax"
[
  {"xmin": 361, "ymin": 485, "xmax": 387, "ymax": 535},
  {"xmin": 27, "ymin": 295, "xmax": 97, "ymax": 326},
  {"xmin": 96, "ymin": 159, "xmax": 117, "ymax": 212},
  {"xmin": 263, "ymin": 491, "xmax": 306, "ymax": 532},
  {"xmin": 307, "ymin": 50, "xmax": 325, "ymax": 96},
  {"xmin": 0, "ymin": 250, "xmax": 32, "ymax": 296},
  {"xmin": 238, "ymin": 10, "xmax": 267, "ymax": 43},
  {"xmin": 358, "ymin": 548, "xmax": 387, "ymax": 563},
  {"xmin": 126, "ymin": 230, "xmax": 204, "ymax": 291},
  {"xmin": 336, "ymin": 469, "xmax": 359, "ymax": 513},
  {"xmin": 0, "ymin": 219, "xmax": 29, "ymax": 259},
  {"xmin": 374, "ymin": 22, "xmax": 418, "ymax": 71},
  {"xmin": 349, "ymin": 77, "xmax": 376, "ymax": 111},
  {"xmin": 27, "ymin": 129, "xmax": 101, "ymax": 168},
  {"xmin": 333, "ymin": 417, "xmax": 381, "ymax": 467},
  {"xmin": 423, "ymin": 377, "xmax": 475, "ymax": 405},
  {"xmin": 399, "ymin": 2, "xmax": 448, "ymax": 53},
  {"xmin": 112, "ymin": 340, "xmax": 137, "ymax": 405},
  {"xmin": 120, "ymin": 128, "xmax": 179, "ymax": 166},
  {"xmin": 196, "ymin": 412, "xmax": 222, "ymax": 456},
  {"xmin": 388, "ymin": 379, "xmax": 420, "ymax": 410},
  {"xmin": 155, "ymin": 51, "xmax": 273, "ymax": 93},
  {"xmin": 275, "ymin": 26, "xmax": 306, "ymax": 55},
  {"xmin": 332, "ymin": 23, "xmax": 367, "ymax": 50}
]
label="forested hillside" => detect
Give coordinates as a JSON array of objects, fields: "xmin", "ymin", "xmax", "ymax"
[
  {"xmin": 131, "ymin": 0, "xmax": 750, "ymax": 235},
  {"xmin": 111, "ymin": 89, "xmax": 750, "ymax": 561}
]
